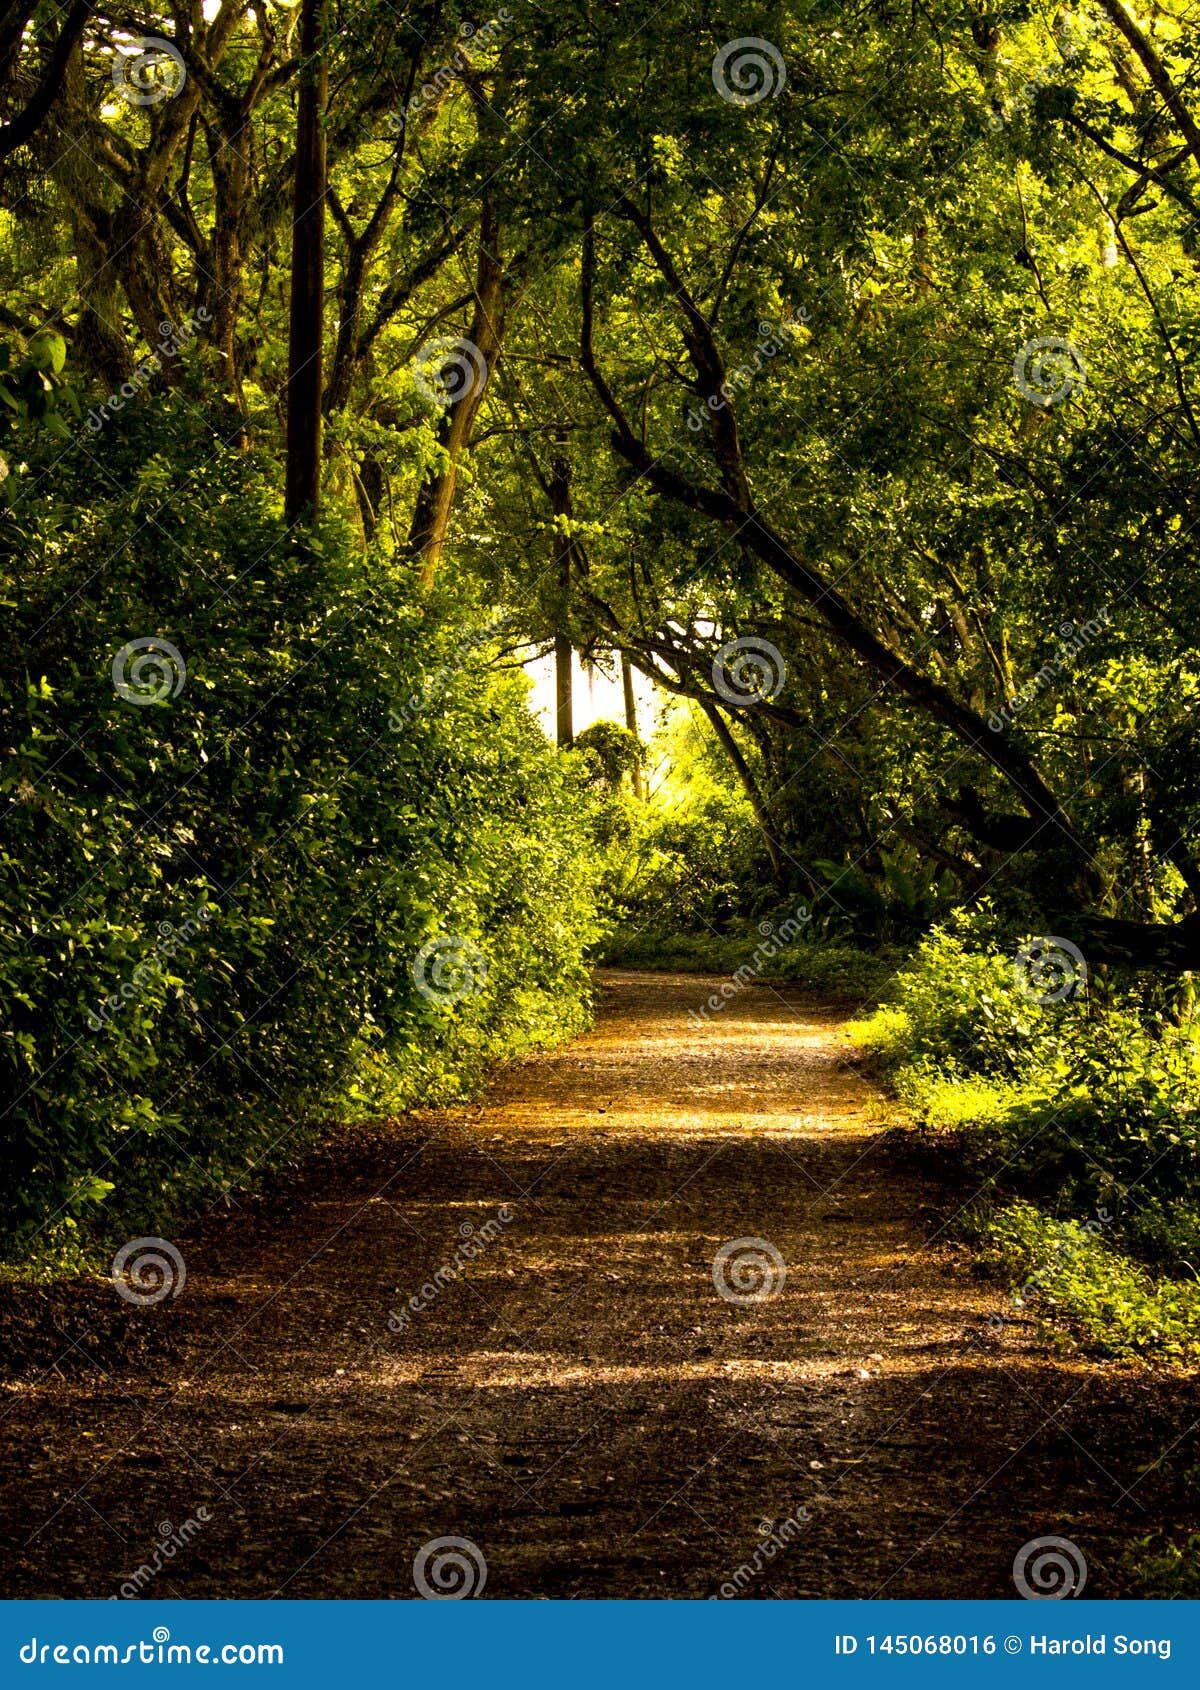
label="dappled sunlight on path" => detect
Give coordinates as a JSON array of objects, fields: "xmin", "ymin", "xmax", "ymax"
[{"xmin": 2, "ymin": 971, "xmax": 1196, "ymax": 1599}]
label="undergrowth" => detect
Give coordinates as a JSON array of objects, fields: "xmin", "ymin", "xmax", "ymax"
[{"xmin": 850, "ymin": 905, "xmax": 1200, "ymax": 1363}]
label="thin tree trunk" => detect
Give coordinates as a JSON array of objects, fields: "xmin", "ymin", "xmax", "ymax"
[
  {"xmin": 409, "ymin": 196, "xmax": 505, "ymax": 585},
  {"xmin": 550, "ymin": 450, "xmax": 575, "ymax": 748},
  {"xmin": 621, "ymin": 653, "xmax": 644, "ymax": 798},
  {"xmin": 285, "ymin": 0, "xmax": 327, "ymax": 525},
  {"xmin": 554, "ymin": 633, "xmax": 573, "ymax": 749},
  {"xmin": 208, "ymin": 132, "xmax": 252, "ymax": 430}
]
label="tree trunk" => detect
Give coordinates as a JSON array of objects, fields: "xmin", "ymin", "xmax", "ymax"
[
  {"xmin": 208, "ymin": 134, "xmax": 251, "ymax": 428},
  {"xmin": 1095, "ymin": 0, "xmax": 1200, "ymax": 173},
  {"xmin": 621, "ymin": 653, "xmax": 644, "ymax": 798},
  {"xmin": 409, "ymin": 195, "xmax": 505, "ymax": 584},
  {"xmin": 554, "ymin": 634, "xmax": 573, "ymax": 749},
  {"xmin": 284, "ymin": 0, "xmax": 327, "ymax": 525},
  {"xmin": 0, "ymin": 0, "xmax": 91, "ymax": 165},
  {"xmin": 549, "ymin": 448, "xmax": 576, "ymax": 748}
]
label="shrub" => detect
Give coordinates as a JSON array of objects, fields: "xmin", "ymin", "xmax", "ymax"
[
  {"xmin": 1115, "ymin": 1535, "xmax": 1200, "ymax": 1599},
  {"xmin": 602, "ymin": 783, "xmax": 775, "ymax": 938},
  {"xmin": 851, "ymin": 905, "xmax": 1200, "ymax": 1357},
  {"xmin": 0, "ymin": 398, "xmax": 603, "ymax": 1256},
  {"xmin": 979, "ymin": 1202, "xmax": 1200, "ymax": 1362},
  {"xmin": 572, "ymin": 720, "xmax": 645, "ymax": 789},
  {"xmin": 850, "ymin": 904, "xmax": 1082, "ymax": 1079}
]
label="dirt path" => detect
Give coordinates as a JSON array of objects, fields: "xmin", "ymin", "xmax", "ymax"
[{"xmin": 2, "ymin": 970, "xmax": 1197, "ymax": 1599}]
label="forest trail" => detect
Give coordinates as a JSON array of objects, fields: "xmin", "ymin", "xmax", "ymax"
[{"xmin": 1, "ymin": 970, "xmax": 1193, "ymax": 1599}]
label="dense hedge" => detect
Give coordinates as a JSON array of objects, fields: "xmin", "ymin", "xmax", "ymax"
[
  {"xmin": 851, "ymin": 908, "xmax": 1200, "ymax": 1358},
  {"xmin": 0, "ymin": 401, "xmax": 602, "ymax": 1257}
]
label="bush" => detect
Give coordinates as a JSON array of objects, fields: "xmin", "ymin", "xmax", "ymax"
[
  {"xmin": 850, "ymin": 904, "xmax": 1082, "ymax": 1078},
  {"xmin": 0, "ymin": 398, "xmax": 603, "ymax": 1257},
  {"xmin": 851, "ymin": 905, "xmax": 1200, "ymax": 1357},
  {"xmin": 572, "ymin": 720, "xmax": 644, "ymax": 789},
  {"xmin": 978, "ymin": 1202, "xmax": 1200, "ymax": 1362},
  {"xmin": 601, "ymin": 785, "xmax": 775, "ymax": 938},
  {"xmin": 1115, "ymin": 1535, "xmax": 1200, "ymax": 1599}
]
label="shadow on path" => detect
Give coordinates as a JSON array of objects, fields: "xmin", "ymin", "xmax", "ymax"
[{"xmin": 2, "ymin": 970, "xmax": 1197, "ymax": 1597}]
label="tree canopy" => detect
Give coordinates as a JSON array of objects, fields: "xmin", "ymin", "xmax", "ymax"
[{"xmin": 3, "ymin": 0, "xmax": 1200, "ymax": 1241}]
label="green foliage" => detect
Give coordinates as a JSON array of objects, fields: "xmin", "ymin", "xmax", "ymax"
[
  {"xmin": 978, "ymin": 1202, "xmax": 1200, "ymax": 1362},
  {"xmin": 593, "ymin": 699, "xmax": 909, "ymax": 989},
  {"xmin": 851, "ymin": 905, "xmax": 1069, "ymax": 1077},
  {"xmin": 0, "ymin": 400, "xmax": 603, "ymax": 1257},
  {"xmin": 591, "ymin": 704, "xmax": 774, "ymax": 938},
  {"xmin": 0, "ymin": 331, "xmax": 69, "ymax": 441},
  {"xmin": 1121, "ymin": 1198, "xmax": 1200, "ymax": 1276},
  {"xmin": 572, "ymin": 719, "xmax": 644, "ymax": 789},
  {"xmin": 6, "ymin": 0, "xmax": 1200, "ymax": 1310},
  {"xmin": 604, "ymin": 923, "xmax": 897, "ymax": 1003},
  {"xmin": 606, "ymin": 785, "xmax": 771, "ymax": 936},
  {"xmin": 853, "ymin": 910, "xmax": 1200, "ymax": 1358},
  {"xmin": 1114, "ymin": 1535, "xmax": 1200, "ymax": 1600},
  {"xmin": 811, "ymin": 852, "xmax": 957, "ymax": 938},
  {"xmin": 0, "ymin": 331, "xmax": 77, "ymax": 536}
]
